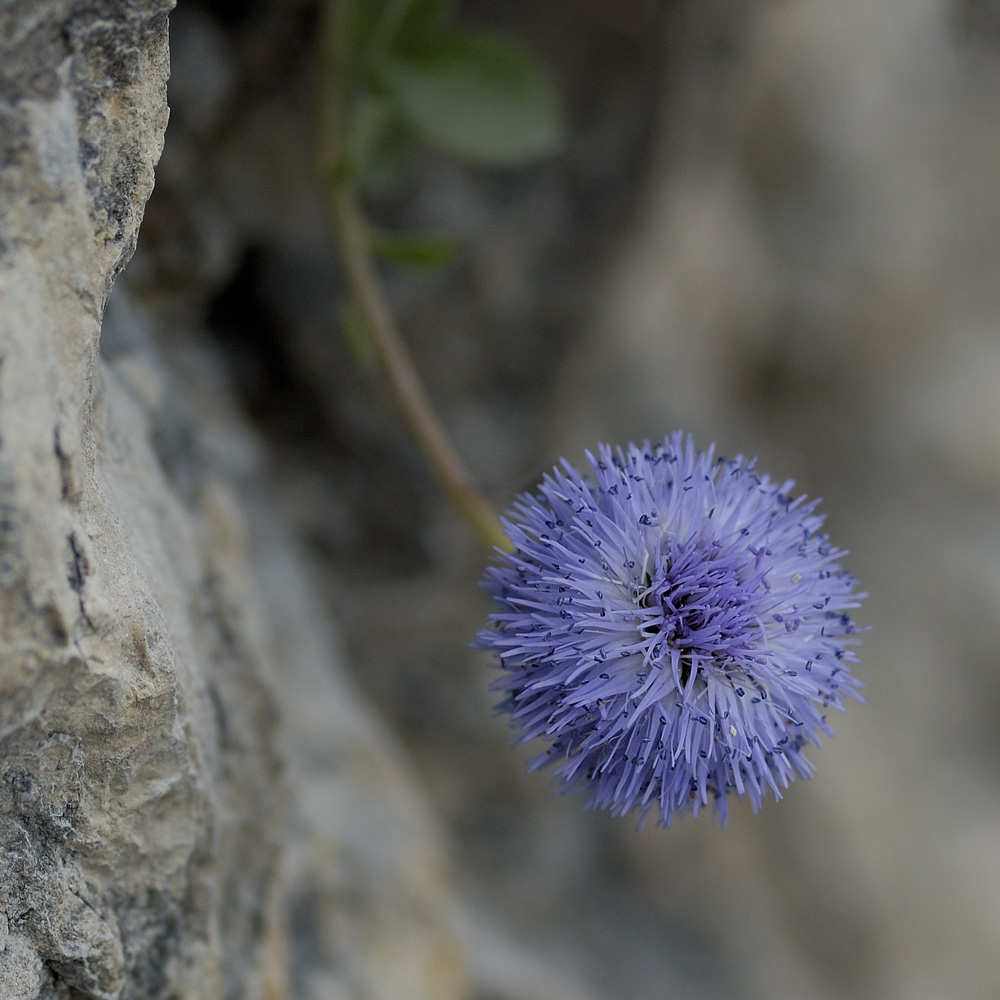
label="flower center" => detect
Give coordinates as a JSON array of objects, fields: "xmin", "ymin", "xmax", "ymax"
[{"xmin": 634, "ymin": 539, "xmax": 759, "ymax": 686}]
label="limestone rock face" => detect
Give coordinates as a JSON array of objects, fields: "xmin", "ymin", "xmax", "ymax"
[
  {"xmin": 0, "ymin": 1, "xmax": 277, "ymax": 996},
  {"xmin": 0, "ymin": 3, "xmax": 467, "ymax": 998}
]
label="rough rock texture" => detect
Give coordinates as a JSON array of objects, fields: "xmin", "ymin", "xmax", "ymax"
[
  {"xmin": 0, "ymin": 2, "xmax": 282, "ymax": 996},
  {"xmin": 96, "ymin": 303, "xmax": 471, "ymax": 1000},
  {"xmin": 0, "ymin": 3, "xmax": 468, "ymax": 998}
]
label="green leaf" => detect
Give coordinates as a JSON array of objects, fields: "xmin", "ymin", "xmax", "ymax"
[
  {"xmin": 347, "ymin": 93, "xmax": 417, "ymax": 194},
  {"xmin": 370, "ymin": 230, "xmax": 458, "ymax": 270},
  {"xmin": 394, "ymin": 0, "xmax": 456, "ymax": 39},
  {"xmin": 344, "ymin": 0, "xmax": 383, "ymax": 59},
  {"xmin": 355, "ymin": 0, "xmax": 456, "ymax": 66},
  {"xmin": 379, "ymin": 31, "xmax": 564, "ymax": 166},
  {"xmin": 338, "ymin": 299, "xmax": 377, "ymax": 367}
]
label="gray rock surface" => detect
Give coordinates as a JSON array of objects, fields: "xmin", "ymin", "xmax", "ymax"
[{"xmin": 0, "ymin": 3, "xmax": 469, "ymax": 998}]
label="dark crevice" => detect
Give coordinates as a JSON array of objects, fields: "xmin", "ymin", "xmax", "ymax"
[
  {"xmin": 54, "ymin": 425, "xmax": 73, "ymax": 501},
  {"xmin": 66, "ymin": 532, "xmax": 95, "ymax": 630},
  {"xmin": 66, "ymin": 533, "xmax": 88, "ymax": 594}
]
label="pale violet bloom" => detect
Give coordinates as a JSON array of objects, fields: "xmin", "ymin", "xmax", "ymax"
[{"xmin": 477, "ymin": 433, "xmax": 865, "ymax": 827}]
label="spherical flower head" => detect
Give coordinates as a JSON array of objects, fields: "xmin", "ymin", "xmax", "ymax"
[{"xmin": 476, "ymin": 433, "xmax": 865, "ymax": 827}]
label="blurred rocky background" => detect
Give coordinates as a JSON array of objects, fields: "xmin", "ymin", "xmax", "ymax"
[{"xmin": 5, "ymin": 0, "xmax": 1000, "ymax": 996}]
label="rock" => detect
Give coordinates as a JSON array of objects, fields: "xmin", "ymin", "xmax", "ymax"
[
  {"xmin": 0, "ymin": 3, "xmax": 469, "ymax": 998},
  {"xmin": 0, "ymin": 2, "xmax": 281, "ymax": 994}
]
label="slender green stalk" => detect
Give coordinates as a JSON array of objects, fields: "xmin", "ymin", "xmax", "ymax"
[
  {"xmin": 318, "ymin": 0, "xmax": 511, "ymax": 553},
  {"xmin": 327, "ymin": 187, "xmax": 511, "ymax": 552}
]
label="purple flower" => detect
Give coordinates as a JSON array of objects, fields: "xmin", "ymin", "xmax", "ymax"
[{"xmin": 477, "ymin": 433, "xmax": 865, "ymax": 827}]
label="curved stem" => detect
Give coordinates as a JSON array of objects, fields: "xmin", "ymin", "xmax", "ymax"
[
  {"xmin": 328, "ymin": 187, "xmax": 511, "ymax": 553},
  {"xmin": 318, "ymin": 0, "xmax": 510, "ymax": 553}
]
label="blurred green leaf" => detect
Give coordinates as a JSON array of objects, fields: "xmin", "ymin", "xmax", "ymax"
[
  {"xmin": 356, "ymin": 0, "xmax": 455, "ymax": 66},
  {"xmin": 347, "ymin": 92, "xmax": 417, "ymax": 194},
  {"xmin": 370, "ymin": 230, "xmax": 458, "ymax": 270},
  {"xmin": 379, "ymin": 31, "xmax": 564, "ymax": 166},
  {"xmin": 344, "ymin": 0, "xmax": 383, "ymax": 60},
  {"xmin": 338, "ymin": 298, "xmax": 377, "ymax": 367},
  {"xmin": 393, "ymin": 0, "xmax": 456, "ymax": 40}
]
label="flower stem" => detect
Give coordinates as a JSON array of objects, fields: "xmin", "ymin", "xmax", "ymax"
[
  {"xmin": 327, "ymin": 188, "xmax": 511, "ymax": 553},
  {"xmin": 317, "ymin": 1, "xmax": 510, "ymax": 553}
]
